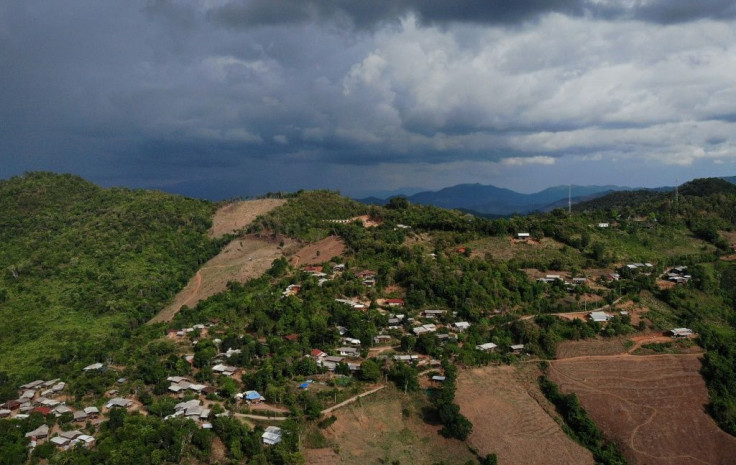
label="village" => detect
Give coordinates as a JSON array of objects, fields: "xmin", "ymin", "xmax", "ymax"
[{"xmin": 1, "ymin": 242, "xmax": 696, "ymax": 456}]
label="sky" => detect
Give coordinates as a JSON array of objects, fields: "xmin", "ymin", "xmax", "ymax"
[{"xmin": 2, "ymin": 0, "xmax": 736, "ymax": 199}]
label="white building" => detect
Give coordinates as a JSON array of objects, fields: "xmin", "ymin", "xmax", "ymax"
[{"xmin": 262, "ymin": 426, "xmax": 282, "ymax": 445}]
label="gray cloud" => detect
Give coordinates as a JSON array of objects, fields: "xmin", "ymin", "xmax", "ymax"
[
  {"xmin": 209, "ymin": 0, "xmax": 736, "ymax": 30},
  {"xmin": 210, "ymin": 0, "xmax": 586, "ymax": 29},
  {"xmin": 1, "ymin": 0, "xmax": 736, "ymax": 199}
]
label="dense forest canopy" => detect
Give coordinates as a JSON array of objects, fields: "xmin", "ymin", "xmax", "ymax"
[{"xmin": 0, "ymin": 172, "xmax": 223, "ymax": 379}]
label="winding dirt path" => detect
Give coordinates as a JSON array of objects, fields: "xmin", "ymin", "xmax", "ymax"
[
  {"xmin": 233, "ymin": 385, "xmax": 386, "ymax": 423},
  {"xmin": 321, "ymin": 385, "xmax": 385, "ymax": 414}
]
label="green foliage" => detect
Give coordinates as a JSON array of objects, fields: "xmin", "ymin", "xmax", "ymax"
[
  {"xmin": 432, "ymin": 359, "xmax": 473, "ymax": 440},
  {"xmin": 539, "ymin": 376, "xmax": 626, "ymax": 465},
  {"xmin": 0, "ymin": 172, "xmax": 221, "ymax": 378},
  {"xmin": 317, "ymin": 415, "xmax": 338, "ymax": 431},
  {"xmin": 388, "ymin": 362, "xmax": 419, "ymax": 392},
  {"xmin": 479, "ymin": 454, "xmax": 498, "ymax": 465},
  {"xmin": 360, "ymin": 358, "xmax": 381, "ymax": 382},
  {"xmin": 250, "ymin": 190, "xmax": 368, "ymax": 241},
  {"xmin": 0, "ymin": 420, "xmax": 28, "ymax": 465},
  {"xmin": 57, "ymin": 411, "xmax": 212, "ymax": 464}
]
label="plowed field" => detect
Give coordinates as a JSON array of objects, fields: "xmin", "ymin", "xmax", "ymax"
[
  {"xmin": 456, "ymin": 365, "xmax": 593, "ymax": 465},
  {"xmin": 549, "ymin": 354, "xmax": 736, "ymax": 464}
]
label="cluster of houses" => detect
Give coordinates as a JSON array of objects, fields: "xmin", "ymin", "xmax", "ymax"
[
  {"xmin": 310, "ymin": 349, "xmax": 362, "ymax": 373},
  {"xmin": 663, "ymin": 266, "xmax": 691, "ymax": 285},
  {"xmin": 355, "ymin": 270, "xmax": 376, "ymax": 287},
  {"xmin": 537, "ymin": 274, "xmax": 588, "ymax": 288},
  {"xmin": 166, "ymin": 399, "xmax": 212, "ymax": 426},
  {"xmin": 167, "ymin": 323, "xmax": 209, "ymax": 338},
  {"xmin": 0, "ymin": 378, "xmax": 104, "ymax": 451},
  {"xmin": 24, "ymin": 425, "xmax": 95, "ymax": 450},
  {"xmin": 282, "ymin": 263, "xmax": 354, "ymax": 297},
  {"xmin": 1, "ymin": 379, "xmax": 69, "ymax": 421},
  {"xmin": 167, "ymin": 376, "xmax": 211, "ymax": 395},
  {"xmin": 623, "ymin": 262, "xmax": 654, "ymax": 273}
]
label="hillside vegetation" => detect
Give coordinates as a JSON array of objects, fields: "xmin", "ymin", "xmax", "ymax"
[
  {"xmin": 3, "ymin": 174, "xmax": 736, "ymax": 464},
  {"xmin": 0, "ymin": 172, "xmax": 222, "ymax": 379}
]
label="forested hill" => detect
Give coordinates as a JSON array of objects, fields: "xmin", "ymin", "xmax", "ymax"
[{"xmin": 0, "ymin": 172, "xmax": 223, "ymax": 379}]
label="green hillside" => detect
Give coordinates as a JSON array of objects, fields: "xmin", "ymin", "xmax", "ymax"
[
  {"xmin": 3, "ymin": 174, "xmax": 736, "ymax": 464},
  {"xmin": 0, "ymin": 172, "xmax": 222, "ymax": 379}
]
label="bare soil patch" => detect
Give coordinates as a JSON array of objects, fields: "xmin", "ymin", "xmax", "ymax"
[
  {"xmin": 290, "ymin": 236, "xmax": 346, "ymax": 267},
  {"xmin": 556, "ymin": 333, "xmax": 700, "ymax": 359},
  {"xmin": 455, "ymin": 365, "xmax": 593, "ymax": 465},
  {"xmin": 350, "ymin": 215, "xmax": 382, "ymax": 227},
  {"xmin": 549, "ymin": 354, "xmax": 736, "ymax": 465},
  {"xmin": 305, "ymin": 448, "xmax": 341, "ymax": 465},
  {"xmin": 209, "ymin": 437, "xmax": 228, "ymax": 464},
  {"xmin": 208, "ymin": 199, "xmax": 286, "ymax": 238},
  {"xmin": 317, "ymin": 387, "xmax": 476, "ymax": 465},
  {"xmin": 556, "ymin": 337, "xmax": 631, "ymax": 359},
  {"xmin": 656, "ymin": 279, "xmax": 677, "ymax": 290},
  {"xmin": 150, "ymin": 235, "xmax": 297, "ymax": 323}
]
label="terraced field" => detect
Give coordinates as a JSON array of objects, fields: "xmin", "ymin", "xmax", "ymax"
[
  {"xmin": 549, "ymin": 354, "xmax": 736, "ymax": 464},
  {"xmin": 455, "ymin": 365, "xmax": 593, "ymax": 465}
]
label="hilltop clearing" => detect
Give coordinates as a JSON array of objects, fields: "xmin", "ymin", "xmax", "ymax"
[
  {"xmin": 289, "ymin": 236, "xmax": 346, "ymax": 267},
  {"xmin": 549, "ymin": 354, "xmax": 736, "ymax": 464},
  {"xmin": 151, "ymin": 199, "xmax": 291, "ymax": 323},
  {"xmin": 208, "ymin": 199, "xmax": 286, "ymax": 238},
  {"xmin": 150, "ymin": 235, "xmax": 299, "ymax": 323},
  {"xmin": 456, "ymin": 365, "xmax": 593, "ymax": 465}
]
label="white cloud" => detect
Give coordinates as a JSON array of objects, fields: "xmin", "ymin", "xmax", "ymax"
[{"xmin": 502, "ymin": 156, "xmax": 556, "ymax": 166}]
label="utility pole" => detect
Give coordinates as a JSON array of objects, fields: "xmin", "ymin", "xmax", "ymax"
[{"xmin": 568, "ymin": 184, "xmax": 572, "ymax": 214}]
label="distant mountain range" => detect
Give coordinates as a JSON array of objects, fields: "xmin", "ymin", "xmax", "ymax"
[
  {"xmin": 357, "ymin": 183, "xmax": 638, "ymax": 216},
  {"xmin": 357, "ymin": 176, "xmax": 736, "ymax": 217}
]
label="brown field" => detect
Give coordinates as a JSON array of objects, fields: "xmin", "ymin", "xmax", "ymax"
[
  {"xmin": 150, "ymin": 235, "xmax": 298, "ymax": 323},
  {"xmin": 556, "ymin": 337, "xmax": 632, "ymax": 359},
  {"xmin": 313, "ymin": 387, "xmax": 477, "ymax": 465},
  {"xmin": 290, "ymin": 236, "xmax": 346, "ymax": 267},
  {"xmin": 151, "ymin": 199, "xmax": 292, "ymax": 323},
  {"xmin": 468, "ymin": 236, "xmax": 568, "ymax": 261},
  {"xmin": 549, "ymin": 354, "xmax": 736, "ymax": 465},
  {"xmin": 455, "ymin": 365, "xmax": 593, "ymax": 465},
  {"xmin": 208, "ymin": 199, "xmax": 286, "ymax": 238},
  {"xmin": 556, "ymin": 333, "xmax": 702, "ymax": 359}
]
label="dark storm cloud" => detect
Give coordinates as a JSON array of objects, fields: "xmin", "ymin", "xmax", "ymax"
[
  {"xmin": 210, "ymin": 0, "xmax": 736, "ymax": 30},
  {"xmin": 596, "ymin": 0, "xmax": 736, "ymax": 24},
  {"xmin": 211, "ymin": 0, "xmax": 586, "ymax": 29},
  {"xmin": 2, "ymin": 0, "xmax": 736, "ymax": 199}
]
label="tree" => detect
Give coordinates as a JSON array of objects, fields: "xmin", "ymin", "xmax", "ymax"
[
  {"xmin": 360, "ymin": 359, "xmax": 381, "ymax": 382},
  {"xmin": 386, "ymin": 196, "xmax": 410, "ymax": 210},
  {"xmin": 437, "ymin": 403, "xmax": 473, "ymax": 440},
  {"xmin": 388, "ymin": 363, "xmax": 419, "ymax": 392}
]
